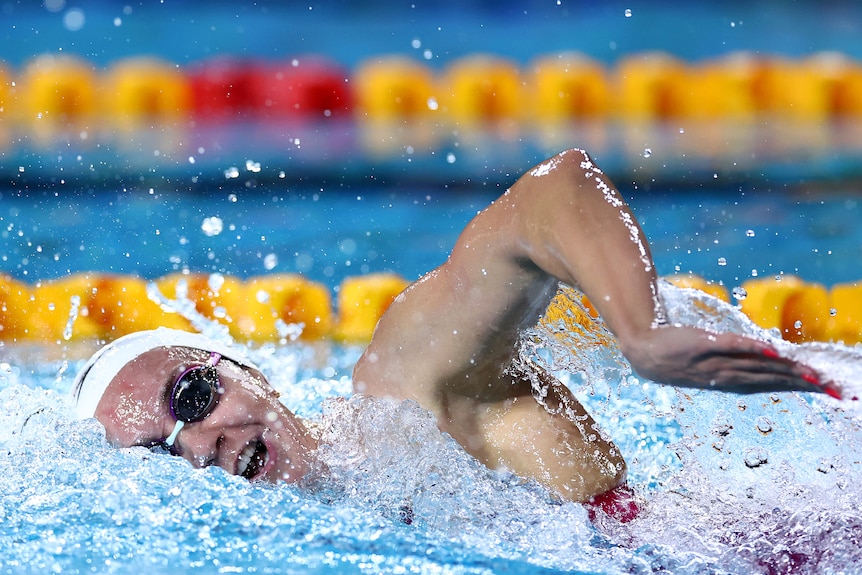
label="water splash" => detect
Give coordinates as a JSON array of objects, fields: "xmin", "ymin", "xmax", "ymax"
[{"xmin": 3, "ymin": 283, "xmax": 862, "ymax": 573}]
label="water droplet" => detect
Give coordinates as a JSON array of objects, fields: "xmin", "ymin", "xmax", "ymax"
[
  {"xmin": 642, "ymin": 148, "xmax": 652, "ymax": 158},
  {"xmin": 732, "ymin": 286, "xmax": 747, "ymax": 300},
  {"xmin": 717, "ymin": 257, "xmax": 727, "ymax": 266},
  {"xmin": 208, "ymin": 273, "xmax": 225, "ymax": 294},
  {"xmin": 263, "ymin": 253, "xmax": 278, "ymax": 270},
  {"xmin": 743, "ymin": 446, "xmax": 769, "ymax": 468},
  {"xmin": 794, "ymin": 320, "xmax": 803, "ymax": 329},
  {"xmin": 755, "ymin": 416, "xmax": 773, "ymax": 434},
  {"xmin": 201, "ymin": 216, "xmax": 223, "ymax": 237},
  {"xmin": 830, "ymin": 308, "xmax": 838, "ymax": 317},
  {"xmin": 624, "ymin": 8, "xmax": 632, "ymax": 17},
  {"xmin": 745, "ymin": 229, "xmax": 755, "ymax": 237}
]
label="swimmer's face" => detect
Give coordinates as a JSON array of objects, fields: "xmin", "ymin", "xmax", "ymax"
[{"xmin": 94, "ymin": 346, "xmax": 316, "ymax": 484}]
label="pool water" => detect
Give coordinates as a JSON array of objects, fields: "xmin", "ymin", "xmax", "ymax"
[{"xmin": 2, "ymin": 180, "xmax": 862, "ymax": 574}]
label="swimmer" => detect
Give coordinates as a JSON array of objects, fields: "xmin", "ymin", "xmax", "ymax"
[{"xmin": 72, "ymin": 148, "xmax": 840, "ymax": 520}]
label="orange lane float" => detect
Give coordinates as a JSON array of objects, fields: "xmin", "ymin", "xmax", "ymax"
[
  {"xmin": 825, "ymin": 282, "xmax": 862, "ymax": 345},
  {"xmin": 102, "ymin": 57, "xmax": 191, "ymax": 126},
  {"xmin": 17, "ymin": 55, "xmax": 97, "ymax": 127},
  {"xmin": 354, "ymin": 56, "xmax": 438, "ymax": 121},
  {"xmin": 333, "ymin": 273, "xmax": 409, "ymax": 343},
  {"xmin": 352, "ymin": 56, "xmax": 442, "ymax": 156},
  {"xmin": 243, "ymin": 275, "xmax": 332, "ymax": 341},
  {"xmin": 1, "ymin": 50, "xmax": 862, "ymax": 142},
  {"xmin": 1, "ymin": 272, "xmax": 862, "ymax": 346},
  {"xmin": 615, "ymin": 52, "xmax": 695, "ymax": 121},
  {"xmin": 664, "ymin": 273, "xmax": 730, "ymax": 302},
  {"xmin": 440, "ymin": 54, "xmax": 523, "ymax": 128},
  {"xmin": 738, "ymin": 275, "xmax": 830, "ymax": 344},
  {"xmin": 529, "ymin": 53, "xmax": 612, "ymax": 123},
  {"xmin": 0, "ymin": 274, "xmax": 33, "ymax": 341}
]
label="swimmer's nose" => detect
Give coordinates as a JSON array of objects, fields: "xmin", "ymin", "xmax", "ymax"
[{"xmin": 170, "ymin": 425, "xmax": 221, "ymax": 469}]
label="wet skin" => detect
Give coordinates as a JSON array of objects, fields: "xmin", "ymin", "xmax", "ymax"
[
  {"xmin": 94, "ymin": 346, "xmax": 317, "ymax": 483},
  {"xmin": 92, "ymin": 148, "xmax": 836, "ymax": 502}
]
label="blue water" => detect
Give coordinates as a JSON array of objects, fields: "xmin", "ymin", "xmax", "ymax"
[
  {"xmin": 2, "ymin": 181, "xmax": 862, "ymax": 574},
  {"xmin": 3, "ymin": 181, "xmax": 861, "ymax": 291}
]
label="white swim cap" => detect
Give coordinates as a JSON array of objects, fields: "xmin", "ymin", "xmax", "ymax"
[{"xmin": 72, "ymin": 327, "xmax": 258, "ymax": 420}]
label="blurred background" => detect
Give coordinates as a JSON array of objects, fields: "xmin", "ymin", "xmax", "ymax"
[{"xmin": 1, "ymin": 0, "xmax": 861, "ymax": 185}]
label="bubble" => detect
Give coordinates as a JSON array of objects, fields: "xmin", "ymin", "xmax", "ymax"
[
  {"xmin": 755, "ymin": 417, "xmax": 773, "ymax": 434},
  {"xmin": 643, "ymin": 148, "xmax": 652, "ymax": 158},
  {"xmin": 717, "ymin": 257, "xmax": 727, "ymax": 266},
  {"xmin": 830, "ymin": 308, "xmax": 838, "ymax": 317},
  {"xmin": 794, "ymin": 320, "xmax": 803, "ymax": 329},
  {"xmin": 63, "ymin": 8, "xmax": 85, "ymax": 31},
  {"xmin": 44, "ymin": 0, "xmax": 65, "ymax": 12},
  {"xmin": 208, "ymin": 273, "xmax": 225, "ymax": 294},
  {"xmin": 446, "ymin": 153, "xmax": 456, "ymax": 164},
  {"xmin": 743, "ymin": 446, "xmax": 769, "ymax": 468},
  {"xmin": 745, "ymin": 229, "xmax": 755, "ymax": 237},
  {"xmin": 731, "ymin": 286, "xmax": 747, "ymax": 301},
  {"xmin": 201, "ymin": 217, "xmax": 223, "ymax": 237},
  {"xmin": 624, "ymin": 8, "xmax": 632, "ymax": 17},
  {"xmin": 263, "ymin": 253, "xmax": 278, "ymax": 271},
  {"xmin": 224, "ymin": 167, "xmax": 240, "ymax": 179}
]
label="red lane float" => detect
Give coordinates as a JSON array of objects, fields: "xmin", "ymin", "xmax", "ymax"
[
  {"xmin": 188, "ymin": 57, "xmax": 352, "ymax": 122},
  {"xmin": 3, "ymin": 51, "xmax": 862, "ymax": 136}
]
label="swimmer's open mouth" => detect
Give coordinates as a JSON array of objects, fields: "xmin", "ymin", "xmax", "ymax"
[{"xmin": 237, "ymin": 439, "xmax": 269, "ymax": 480}]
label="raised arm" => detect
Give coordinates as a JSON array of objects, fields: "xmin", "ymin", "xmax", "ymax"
[
  {"xmin": 490, "ymin": 149, "xmax": 835, "ymax": 396},
  {"xmin": 356, "ymin": 148, "xmax": 837, "ymax": 404},
  {"xmin": 354, "ymin": 148, "xmax": 837, "ymax": 503}
]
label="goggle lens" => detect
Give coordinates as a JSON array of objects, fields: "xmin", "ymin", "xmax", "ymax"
[{"xmin": 171, "ymin": 365, "xmax": 219, "ymax": 422}]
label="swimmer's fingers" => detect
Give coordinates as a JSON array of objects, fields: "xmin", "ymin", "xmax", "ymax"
[
  {"xmin": 696, "ymin": 355, "xmax": 835, "ymax": 396},
  {"xmin": 626, "ymin": 327, "xmax": 842, "ymax": 399},
  {"xmin": 704, "ymin": 335, "xmax": 841, "ymax": 398}
]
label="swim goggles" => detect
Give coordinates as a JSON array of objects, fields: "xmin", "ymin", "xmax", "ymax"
[{"xmin": 163, "ymin": 352, "xmax": 223, "ymax": 447}]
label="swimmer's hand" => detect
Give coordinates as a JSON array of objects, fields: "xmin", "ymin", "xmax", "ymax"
[{"xmin": 622, "ymin": 325, "xmax": 842, "ymax": 399}]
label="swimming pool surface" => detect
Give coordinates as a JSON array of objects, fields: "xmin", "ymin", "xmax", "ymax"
[{"xmin": 2, "ymin": 175, "xmax": 862, "ymax": 574}]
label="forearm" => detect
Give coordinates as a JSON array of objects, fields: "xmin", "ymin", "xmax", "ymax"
[{"xmin": 503, "ymin": 148, "xmax": 664, "ymax": 347}]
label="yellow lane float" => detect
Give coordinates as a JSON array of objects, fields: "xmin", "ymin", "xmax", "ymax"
[
  {"xmin": 243, "ymin": 275, "xmax": 332, "ymax": 341},
  {"xmin": 18, "ymin": 55, "xmax": 97, "ymax": 129},
  {"xmin": 333, "ymin": 273, "xmax": 409, "ymax": 342},
  {"xmin": 102, "ymin": 57, "xmax": 191, "ymax": 127},
  {"xmin": 354, "ymin": 56, "xmax": 438, "ymax": 121},
  {"xmin": 528, "ymin": 53, "xmax": 612, "ymax": 122},
  {"xmin": 1, "ymin": 272, "xmax": 861, "ymax": 346},
  {"xmin": 664, "ymin": 273, "xmax": 729, "ymax": 302},
  {"xmin": 615, "ymin": 52, "xmax": 694, "ymax": 121},
  {"xmin": 825, "ymin": 282, "xmax": 862, "ymax": 345},
  {"xmin": 738, "ymin": 275, "xmax": 830, "ymax": 344},
  {"xmin": 441, "ymin": 54, "xmax": 523, "ymax": 127}
]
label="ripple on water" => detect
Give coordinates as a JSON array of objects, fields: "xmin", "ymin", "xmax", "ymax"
[{"xmin": 1, "ymin": 284, "xmax": 862, "ymax": 573}]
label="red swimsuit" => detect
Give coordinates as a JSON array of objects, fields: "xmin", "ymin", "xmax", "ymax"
[{"xmin": 584, "ymin": 484, "xmax": 640, "ymax": 523}]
